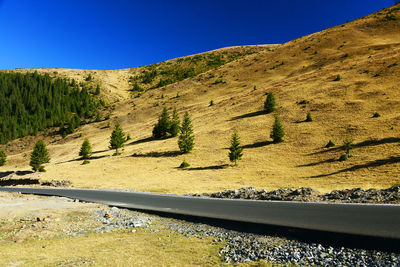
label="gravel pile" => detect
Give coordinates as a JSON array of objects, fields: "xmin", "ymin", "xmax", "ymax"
[
  {"xmin": 93, "ymin": 207, "xmax": 151, "ymax": 233},
  {"xmin": 190, "ymin": 185, "xmax": 400, "ymax": 204},
  {"xmin": 41, "ymin": 179, "xmax": 72, "ymax": 187},
  {"xmin": 160, "ymin": 218, "xmax": 400, "ymax": 265},
  {"xmin": 62, "ymin": 207, "xmax": 151, "ymax": 238},
  {"xmin": 322, "ymin": 186, "xmax": 400, "ymax": 203}
]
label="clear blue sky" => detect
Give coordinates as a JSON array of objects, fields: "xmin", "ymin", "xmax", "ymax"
[{"xmin": 0, "ymin": 0, "xmax": 396, "ymax": 70}]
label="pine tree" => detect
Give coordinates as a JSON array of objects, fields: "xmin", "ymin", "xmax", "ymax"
[
  {"xmin": 178, "ymin": 112, "xmax": 194, "ymax": 153},
  {"xmin": 95, "ymin": 111, "xmax": 101, "ymax": 122},
  {"xmin": 325, "ymin": 140, "xmax": 335, "ymax": 148},
  {"xmin": 109, "ymin": 121, "xmax": 126, "ymax": 155},
  {"xmin": 264, "ymin": 92, "xmax": 276, "ymax": 113},
  {"xmin": 169, "ymin": 107, "xmax": 180, "ymax": 137},
  {"xmin": 305, "ymin": 111, "xmax": 313, "ymax": 122},
  {"xmin": 343, "ymin": 136, "xmax": 353, "ymax": 157},
  {"xmin": 152, "ymin": 107, "xmax": 171, "ymax": 139},
  {"xmin": 30, "ymin": 140, "xmax": 50, "ymax": 172},
  {"xmin": 270, "ymin": 114, "xmax": 285, "ymax": 143},
  {"xmin": 95, "ymin": 85, "xmax": 100, "ymax": 95},
  {"xmin": 79, "ymin": 138, "xmax": 92, "ymax": 159},
  {"xmin": 229, "ymin": 131, "xmax": 243, "ymax": 166},
  {"xmin": 0, "ymin": 149, "xmax": 6, "ymax": 166}
]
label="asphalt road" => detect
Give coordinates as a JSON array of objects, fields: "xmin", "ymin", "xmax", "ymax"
[{"xmin": 1, "ymin": 187, "xmax": 400, "ymax": 239}]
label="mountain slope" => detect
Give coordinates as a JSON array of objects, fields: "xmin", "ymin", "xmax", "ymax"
[{"xmin": 1, "ymin": 4, "xmax": 400, "ymax": 194}]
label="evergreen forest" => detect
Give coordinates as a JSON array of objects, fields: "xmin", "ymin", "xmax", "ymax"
[{"xmin": 0, "ymin": 71, "xmax": 103, "ymax": 144}]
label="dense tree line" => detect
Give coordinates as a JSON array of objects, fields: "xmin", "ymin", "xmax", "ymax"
[{"xmin": 0, "ymin": 71, "xmax": 103, "ymax": 144}]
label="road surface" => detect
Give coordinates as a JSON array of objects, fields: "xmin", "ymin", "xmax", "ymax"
[{"xmin": 1, "ymin": 187, "xmax": 399, "ymax": 239}]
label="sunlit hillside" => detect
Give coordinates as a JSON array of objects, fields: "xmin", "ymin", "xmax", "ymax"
[{"xmin": 1, "ymin": 4, "xmax": 400, "ymax": 194}]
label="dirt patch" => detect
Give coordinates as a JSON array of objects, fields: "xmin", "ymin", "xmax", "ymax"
[{"xmin": 0, "ymin": 192, "xmax": 96, "ymax": 219}]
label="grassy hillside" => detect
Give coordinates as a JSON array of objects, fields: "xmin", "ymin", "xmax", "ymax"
[{"xmin": 1, "ymin": 4, "xmax": 400, "ymax": 194}]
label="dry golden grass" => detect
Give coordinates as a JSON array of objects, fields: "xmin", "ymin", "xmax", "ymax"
[
  {"xmin": 0, "ymin": 228, "xmax": 223, "ymax": 267},
  {"xmin": 1, "ymin": 4, "xmax": 400, "ymax": 194}
]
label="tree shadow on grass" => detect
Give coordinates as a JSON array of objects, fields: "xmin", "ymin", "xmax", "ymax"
[
  {"xmin": 308, "ymin": 156, "xmax": 400, "ymax": 178},
  {"xmin": 242, "ymin": 141, "xmax": 273, "ymax": 149},
  {"xmin": 224, "ymin": 141, "xmax": 273, "ymax": 150},
  {"xmin": 0, "ymin": 178, "xmax": 40, "ymax": 186},
  {"xmin": 0, "ymin": 171, "xmax": 14, "ymax": 178},
  {"xmin": 230, "ymin": 110, "xmax": 266, "ymax": 121},
  {"xmin": 126, "ymin": 136, "xmax": 155, "ymax": 146},
  {"xmin": 89, "ymin": 155, "xmax": 109, "ymax": 160},
  {"xmin": 308, "ymin": 137, "xmax": 400, "ymax": 156},
  {"xmin": 132, "ymin": 151, "xmax": 183, "ymax": 158},
  {"xmin": 293, "ymin": 119, "xmax": 311, "ymax": 124},
  {"xmin": 56, "ymin": 155, "xmax": 108, "ymax": 164},
  {"xmin": 185, "ymin": 164, "xmax": 230, "ymax": 171},
  {"xmin": 15, "ymin": 170, "xmax": 34, "ymax": 175},
  {"xmin": 0, "ymin": 170, "xmax": 34, "ymax": 178},
  {"xmin": 297, "ymin": 158, "xmax": 337, "ymax": 167},
  {"xmin": 92, "ymin": 149, "xmax": 109, "ymax": 155}
]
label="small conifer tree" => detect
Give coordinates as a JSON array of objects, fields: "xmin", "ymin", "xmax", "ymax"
[
  {"xmin": 169, "ymin": 107, "xmax": 180, "ymax": 137},
  {"xmin": 178, "ymin": 160, "xmax": 190, "ymax": 169},
  {"xmin": 372, "ymin": 112, "xmax": 381, "ymax": 118},
  {"xmin": 264, "ymin": 92, "xmax": 276, "ymax": 113},
  {"xmin": 95, "ymin": 111, "xmax": 101, "ymax": 122},
  {"xmin": 229, "ymin": 131, "xmax": 243, "ymax": 166},
  {"xmin": 305, "ymin": 111, "xmax": 313, "ymax": 122},
  {"xmin": 0, "ymin": 149, "xmax": 6, "ymax": 166},
  {"xmin": 152, "ymin": 107, "xmax": 171, "ymax": 139},
  {"xmin": 270, "ymin": 114, "xmax": 285, "ymax": 143},
  {"xmin": 95, "ymin": 85, "xmax": 100, "ymax": 95},
  {"xmin": 178, "ymin": 112, "xmax": 194, "ymax": 153},
  {"xmin": 79, "ymin": 138, "xmax": 92, "ymax": 159},
  {"xmin": 30, "ymin": 140, "xmax": 50, "ymax": 172},
  {"xmin": 343, "ymin": 136, "xmax": 353, "ymax": 157},
  {"xmin": 325, "ymin": 140, "xmax": 335, "ymax": 148},
  {"xmin": 109, "ymin": 121, "xmax": 126, "ymax": 155}
]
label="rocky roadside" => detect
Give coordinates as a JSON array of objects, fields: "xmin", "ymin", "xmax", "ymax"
[
  {"xmin": 158, "ymin": 215, "xmax": 400, "ymax": 266},
  {"xmin": 2, "ymin": 189, "xmax": 400, "ymax": 266},
  {"xmin": 189, "ymin": 185, "xmax": 400, "ymax": 204},
  {"xmin": 5, "ymin": 202, "xmax": 398, "ymax": 266},
  {"xmin": 90, "ymin": 206, "xmax": 400, "ymax": 265},
  {"xmin": 87, "ymin": 204, "xmax": 399, "ymax": 266}
]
